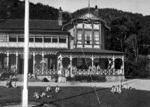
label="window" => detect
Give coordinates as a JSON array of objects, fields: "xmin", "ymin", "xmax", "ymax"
[
  {"xmin": 35, "ymin": 37, "xmax": 42, "ymax": 42},
  {"xmin": 18, "ymin": 37, "xmax": 24, "ymax": 42},
  {"xmin": 77, "ymin": 29, "xmax": 82, "ymax": 44},
  {"xmin": 0, "ymin": 34, "xmax": 7, "ymax": 42},
  {"xmin": 85, "ymin": 30, "xmax": 92, "ymax": 45},
  {"xmin": 59, "ymin": 37, "xmax": 66, "ymax": 43},
  {"xmin": 85, "ymin": 35, "xmax": 90, "ymax": 44},
  {"xmin": 52, "ymin": 37, "xmax": 58, "ymax": 43},
  {"xmin": 94, "ymin": 30, "xmax": 99, "ymax": 44},
  {"xmin": 44, "ymin": 37, "xmax": 51, "ymax": 43},
  {"xmin": 77, "ymin": 58, "xmax": 82, "ymax": 69},
  {"xmin": 9, "ymin": 37, "xmax": 17, "ymax": 42},
  {"xmin": 29, "ymin": 38, "xmax": 34, "ymax": 42}
]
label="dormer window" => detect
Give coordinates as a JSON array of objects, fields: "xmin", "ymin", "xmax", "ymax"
[
  {"xmin": 77, "ymin": 29, "xmax": 82, "ymax": 44},
  {"xmin": 86, "ymin": 35, "xmax": 90, "ymax": 44},
  {"xmin": 94, "ymin": 30, "xmax": 100, "ymax": 44},
  {"xmin": 85, "ymin": 30, "xmax": 92, "ymax": 45}
]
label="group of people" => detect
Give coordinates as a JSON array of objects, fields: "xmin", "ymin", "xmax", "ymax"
[
  {"xmin": 5, "ymin": 75, "xmax": 17, "ymax": 88},
  {"xmin": 33, "ymin": 85, "xmax": 60, "ymax": 99},
  {"xmin": 111, "ymin": 83, "xmax": 133, "ymax": 93},
  {"xmin": 28, "ymin": 73, "xmax": 37, "ymax": 79}
]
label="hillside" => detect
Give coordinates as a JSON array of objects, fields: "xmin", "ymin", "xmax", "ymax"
[{"xmin": 72, "ymin": 7, "xmax": 144, "ymax": 25}]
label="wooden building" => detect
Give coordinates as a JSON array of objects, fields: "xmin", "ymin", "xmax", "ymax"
[{"xmin": 0, "ymin": 6, "xmax": 125, "ymax": 81}]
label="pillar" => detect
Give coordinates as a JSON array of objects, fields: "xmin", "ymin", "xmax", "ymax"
[
  {"xmin": 91, "ymin": 55, "xmax": 94, "ymax": 70},
  {"xmin": 74, "ymin": 24, "xmax": 77, "ymax": 48},
  {"xmin": 82, "ymin": 23, "xmax": 85, "ymax": 48},
  {"xmin": 57, "ymin": 54, "xmax": 62, "ymax": 75},
  {"xmin": 70, "ymin": 56, "xmax": 73, "ymax": 77},
  {"xmin": 112, "ymin": 55, "xmax": 115, "ymax": 75},
  {"xmin": 122, "ymin": 56, "xmax": 125, "ymax": 75},
  {"xmin": 42, "ymin": 52, "xmax": 44, "ymax": 74},
  {"xmin": 92, "ymin": 23, "xmax": 94, "ymax": 48},
  {"xmin": 6, "ymin": 52, "xmax": 9, "ymax": 70},
  {"xmin": 99, "ymin": 23, "xmax": 102, "ymax": 48},
  {"xmin": 15, "ymin": 52, "xmax": 18, "ymax": 72},
  {"xmin": 33, "ymin": 52, "xmax": 35, "ymax": 74}
]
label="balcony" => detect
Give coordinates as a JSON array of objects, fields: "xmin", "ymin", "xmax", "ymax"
[{"xmin": 0, "ymin": 42, "xmax": 68, "ymax": 48}]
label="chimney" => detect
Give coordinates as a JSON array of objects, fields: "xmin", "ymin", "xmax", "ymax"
[
  {"xmin": 58, "ymin": 7, "xmax": 63, "ymax": 26},
  {"xmin": 94, "ymin": 5, "xmax": 99, "ymax": 17}
]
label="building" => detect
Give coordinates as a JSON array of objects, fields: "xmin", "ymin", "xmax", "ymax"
[{"xmin": 0, "ymin": 6, "xmax": 125, "ymax": 81}]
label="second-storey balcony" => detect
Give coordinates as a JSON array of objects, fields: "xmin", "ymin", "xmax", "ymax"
[{"xmin": 0, "ymin": 42, "xmax": 68, "ymax": 48}]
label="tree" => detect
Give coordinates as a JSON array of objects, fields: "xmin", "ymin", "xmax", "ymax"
[{"xmin": 109, "ymin": 16, "xmax": 136, "ymax": 52}]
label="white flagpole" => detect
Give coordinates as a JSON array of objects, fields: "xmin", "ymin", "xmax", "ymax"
[{"xmin": 22, "ymin": 0, "xmax": 29, "ymax": 106}]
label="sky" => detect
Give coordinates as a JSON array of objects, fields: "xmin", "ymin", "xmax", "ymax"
[{"xmin": 29, "ymin": 0, "xmax": 150, "ymax": 16}]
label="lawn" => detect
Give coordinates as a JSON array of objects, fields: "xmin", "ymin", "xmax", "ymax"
[{"xmin": 0, "ymin": 86, "xmax": 150, "ymax": 107}]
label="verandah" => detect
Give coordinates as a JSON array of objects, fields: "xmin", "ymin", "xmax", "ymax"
[
  {"xmin": 57, "ymin": 53, "xmax": 125, "ymax": 77},
  {"xmin": 0, "ymin": 51, "xmax": 125, "ymax": 77}
]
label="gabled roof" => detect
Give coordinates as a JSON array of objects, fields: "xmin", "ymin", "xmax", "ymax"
[
  {"xmin": 62, "ymin": 12, "xmax": 110, "ymax": 30},
  {"xmin": 0, "ymin": 19, "xmax": 62, "ymax": 31},
  {"xmin": 78, "ymin": 12, "xmax": 99, "ymax": 20}
]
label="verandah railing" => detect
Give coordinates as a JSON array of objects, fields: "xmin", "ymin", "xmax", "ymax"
[
  {"xmin": 33, "ymin": 67, "xmax": 124, "ymax": 76},
  {"xmin": 72, "ymin": 68, "xmax": 124, "ymax": 76}
]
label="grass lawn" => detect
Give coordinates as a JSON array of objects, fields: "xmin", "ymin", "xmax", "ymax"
[{"xmin": 0, "ymin": 86, "xmax": 150, "ymax": 107}]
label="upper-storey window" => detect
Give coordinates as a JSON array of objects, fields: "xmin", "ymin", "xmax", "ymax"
[
  {"xmin": 77, "ymin": 29, "xmax": 82, "ymax": 44},
  {"xmin": 94, "ymin": 30, "xmax": 100, "ymax": 44},
  {"xmin": 85, "ymin": 30, "xmax": 92, "ymax": 45},
  {"xmin": 59, "ymin": 37, "xmax": 66, "ymax": 43},
  {"xmin": 0, "ymin": 34, "xmax": 7, "ymax": 42},
  {"xmin": 18, "ymin": 37, "xmax": 24, "ymax": 42},
  {"xmin": 29, "ymin": 37, "xmax": 34, "ymax": 42},
  {"xmin": 9, "ymin": 35, "xmax": 17, "ymax": 42},
  {"xmin": 44, "ymin": 37, "xmax": 51, "ymax": 43},
  {"xmin": 52, "ymin": 37, "xmax": 58, "ymax": 43},
  {"xmin": 35, "ymin": 37, "xmax": 42, "ymax": 42}
]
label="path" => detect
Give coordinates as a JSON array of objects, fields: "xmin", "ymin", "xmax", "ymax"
[{"xmin": 1, "ymin": 79, "xmax": 150, "ymax": 91}]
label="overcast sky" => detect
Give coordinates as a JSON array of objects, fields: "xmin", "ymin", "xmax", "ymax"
[{"xmin": 29, "ymin": 0, "xmax": 150, "ymax": 16}]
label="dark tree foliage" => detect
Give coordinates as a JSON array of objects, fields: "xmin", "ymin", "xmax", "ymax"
[{"xmin": 0, "ymin": 0, "xmax": 70, "ymax": 21}]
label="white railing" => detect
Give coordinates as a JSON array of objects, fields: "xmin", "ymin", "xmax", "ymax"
[
  {"xmin": 0, "ymin": 42, "xmax": 68, "ymax": 48},
  {"xmin": 33, "ymin": 68, "xmax": 123, "ymax": 76},
  {"xmin": 72, "ymin": 68, "xmax": 124, "ymax": 76}
]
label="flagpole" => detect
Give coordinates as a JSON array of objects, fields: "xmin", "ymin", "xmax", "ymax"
[{"xmin": 22, "ymin": 0, "xmax": 29, "ymax": 106}]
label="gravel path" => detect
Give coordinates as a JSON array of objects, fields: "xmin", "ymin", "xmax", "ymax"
[{"xmin": 1, "ymin": 79, "xmax": 150, "ymax": 91}]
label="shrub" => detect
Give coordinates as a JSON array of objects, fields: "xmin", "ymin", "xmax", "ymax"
[
  {"xmin": 42, "ymin": 77, "xmax": 49, "ymax": 82},
  {"xmin": 0, "ymin": 71, "xmax": 15, "ymax": 80},
  {"xmin": 68, "ymin": 75, "xmax": 106, "ymax": 82},
  {"xmin": 51, "ymin": 73, "xmax": 59, "ymax": 82},
  {"xmin": 125, "ymin": 55, "xmax": 150, "ymax": 78}
]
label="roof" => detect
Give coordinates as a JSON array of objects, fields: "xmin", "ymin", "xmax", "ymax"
[
  {"xmin": 0, "ymin": 47, "xmax": 124, "ymax": 55},
  {"xmin": 0, "ymin": 19, "xmax": 62, "ymax": 31},
  {"xmin": 60, "ymin": 48, "xmax": 124, "ymax": 54},
  {"xmin": 62, "ymin": 12, "xmax": 110, "ymax": 30},
  {"xmin": 0, "ymin": 47, "xmax": 66, "ymax": 54}
]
